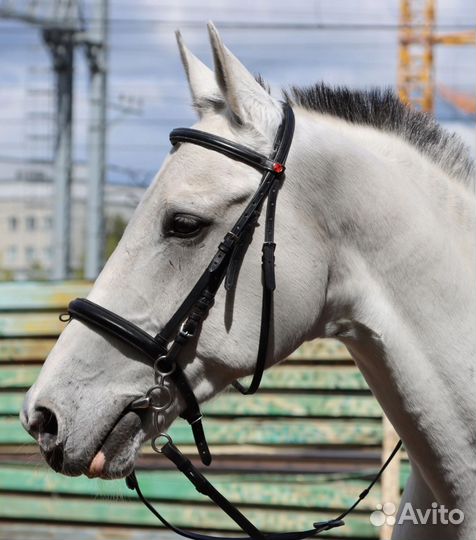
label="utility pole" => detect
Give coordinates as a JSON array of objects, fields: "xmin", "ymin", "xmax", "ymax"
[
  {"xmin": 0, "ymin": 0, "xmax": 82, "ymax": 280},
  {"xmin": 25, "ymin": 64, "xmax": 54, "ymax": 161},
  {"xmin": 44, "ymin": 28, "xmax": 74, "ymax": 279},
  {"xmin": 85, "ymin": 0, "xmax": 108, "ymax": 279}
]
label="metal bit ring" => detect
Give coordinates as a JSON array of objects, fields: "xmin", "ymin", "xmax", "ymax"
[
  {"xmin": 151, "ymin": 432, "xmax": 172, "ymax": 454},
  {"xmin": 146, "ymin": 384, "xmax": 173, "ymax": 411}
]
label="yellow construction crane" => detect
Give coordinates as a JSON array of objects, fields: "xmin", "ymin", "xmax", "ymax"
[{"xmin": 398, "ymin": 0, "xmax": 476, "ymax": 112}]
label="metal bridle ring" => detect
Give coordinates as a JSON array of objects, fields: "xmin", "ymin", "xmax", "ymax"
[
  {"xmin": 154, "ymin": 356, "xmax": 175, "ymax": 376},
  {"xmin": 151, "ymin": 432, "xmax": 172, "ymax": 453},
  {"xmin": 146, "ymin": 385, "xmax": 173, "ymax": 411}
]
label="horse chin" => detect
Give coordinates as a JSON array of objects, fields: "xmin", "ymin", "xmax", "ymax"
[{"xmin": 85, "ymin": 410, "xmax": 145, "ymax": 480}]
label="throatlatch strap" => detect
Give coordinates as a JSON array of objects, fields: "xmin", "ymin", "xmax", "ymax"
[
  {"xmin": 230, "ymin": 105, "xmax": 294, "ymax": 395},
  {"xmin": 232, "ymin": 176, "xmax": 280, "ymax": 395}
]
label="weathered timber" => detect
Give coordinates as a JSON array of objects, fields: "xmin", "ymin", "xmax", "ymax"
[
  {"xmin": 0, "ymin": 463, "xmax": 380, "ymax": 509},
  {"xmin": 204, "ymin": 392, "xmax": 378, "ymax": 417},
  {"xmin": 0, "ymin": 523, "xmax": 179, "ymax": 540},
  {"xmin": 0, "ymin": 463, "xmax": 411, "ymax": 507},
  {"xmin": 0, "ymin": 416, "xmax": 382, "ymax": 446},
  {"xmin": 0, "ymin": 364, "xmax": 369, "ymax": 391},
  {"xmin": 289, "ymin": 339, "xmax": 352, "ymax": 360},
  {"xmin": 241, "ymin": 365, "xmax": 368, "ymax": 390},
  {"xmin": 380, "ymin": 417, "xmax": 402, "ymax": 540},
  {"xmin": 0, "ymin": 337, "xmax": 351, "ymax": 364},
  {"xmin": 0, "ymin": 366, "xmax": 42, "ymax": 388},
  {"xmin": 0, "ymin": 312, "xmax": 66, "ymax": 337},
  {"xmin": 0, "ymin": 493, "xmax": 376, "ymax": 537},
  {"xmin": 0, "ymin": 391, "xmax": 381, "ymax": 418},
  {"xmin": 0, "ymin": 339, "xmax": 56, "ymax": 362},
  {"xmin": 0, "ymin": 450, "xmax": 411, "ymax": 479},
  {"xmin": 0, "ymin": 281, "xmax": 91, "ymax": 310}
]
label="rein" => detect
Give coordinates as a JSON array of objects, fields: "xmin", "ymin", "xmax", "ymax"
[{"xmin": 65, "ymin": 102, "xmax": 402, "ymax": 539}]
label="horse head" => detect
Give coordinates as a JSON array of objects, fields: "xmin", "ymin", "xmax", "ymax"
[{"xmin": 21, "ymin": 24, "xmax": 328, "ymax": 479}]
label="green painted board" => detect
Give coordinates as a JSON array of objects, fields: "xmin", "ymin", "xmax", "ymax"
[
  {"xmin": 204, "ymin": 393, "xmax": 380, "ymax": 417},
  {"xmin": 0, "ymin": 464, "xmax": 382, "ymax": 510},
  {"xmin": 253, "ymin": 365, "xmax": 368, "ymax": 390},
  {"xmin": 0, "ymin": 338, "xmax": 55, "ymax": 362},
  {"xmin": 0, "ymin": 337, "xmax": 348, "ymax": 364},
  {"xmin": 0, "ymin": 391, "xmax": 382, "ymax": 418},
  {"xmin": 0, "ymin": 463, "xmax": 411, "ymax": 508},
  {"xmin": 0, "ymin": 523, "xmax": 180, "ymax": 540},
  {"xmin": 0, "ymin": 366, "xmax": 41, "ymax": 388},
  {"xmin": 0, "ymin": 281, "xmax": 91, "ymax": 310},
  {"xmin": 0, "ymin": 334, "xmax": 350, "ymax": 366},
  {"xmin": 0, "ymin": 312, "xmax": 66, "ymax": 337},
  {"xmin": 0, "ymin": 364, "xmax": 368, "ymax": 391},
  {"xmin": 0, "ymin": 493, "xmax": 376, "ymax": 537},
  {"xmin": 0, "ymin": 392, "xmax": 22, "ymax": 413},
  {"xmin": 289, "ymin": 339, "xmax": 352, "ymax": 360},
  {"xmin": 0, "ymin": 416, "xmax": 382, "ymax": 446}
]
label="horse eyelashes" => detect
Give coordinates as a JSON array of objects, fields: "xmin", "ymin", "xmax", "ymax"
[{"xmin": 166, "ymin": 213, "xmax": 208, "ymax": 238}]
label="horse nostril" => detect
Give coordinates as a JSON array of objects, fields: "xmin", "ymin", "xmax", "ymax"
[{"xmin": 29, "ymin": 406, "xmax": 59, "ymax": 453}]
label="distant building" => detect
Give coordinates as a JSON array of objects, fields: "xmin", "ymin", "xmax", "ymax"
[{"xmin": 0, "ymin": 157, "xmax": 147, "ymax": 280}]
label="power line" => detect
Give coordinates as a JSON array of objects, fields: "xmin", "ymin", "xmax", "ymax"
[
  {"xmin": 0, "ymin": 20, "xmax": 474, "ymax": 31},
  {"xmin": 1, "ymin": 111, "xmax": 475, "ymax": 124}
]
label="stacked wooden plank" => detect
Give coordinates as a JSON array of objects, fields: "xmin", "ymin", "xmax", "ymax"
[{"xmin": 0, "ymin": 281, "xmax": 408, "ymax": 539}]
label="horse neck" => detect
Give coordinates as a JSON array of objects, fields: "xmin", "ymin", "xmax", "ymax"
[{"xmin": 291, "ymin": 109, "xmax": 476, "ymax": 504}]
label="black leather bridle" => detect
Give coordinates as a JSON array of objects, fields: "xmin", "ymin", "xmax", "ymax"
[{"xmin": 65, "ymin": 102, "xmax": 401, "ymax": 539}]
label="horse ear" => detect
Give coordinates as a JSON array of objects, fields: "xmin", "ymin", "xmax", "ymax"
[
  {"xmin": 176, "ymin": 31, "xmax": 223, "ymax": 117},
  {"xmin": 207, "ymin": 22, "xmax": 282, "ymax": 137}
]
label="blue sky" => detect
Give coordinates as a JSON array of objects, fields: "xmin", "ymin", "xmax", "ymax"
[{"xmin": 0, "ymin": 0, "xmax": 474, "ymax": 185}]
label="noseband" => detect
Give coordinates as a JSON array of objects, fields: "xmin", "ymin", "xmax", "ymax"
[{"xmin": 65, "ymin": 102, "xmax": 401, "ymax": 539}]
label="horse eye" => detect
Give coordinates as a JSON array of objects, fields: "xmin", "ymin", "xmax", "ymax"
[{"xmin": 168, "ymin": 213, "xmax": 205, "ymax": 238}]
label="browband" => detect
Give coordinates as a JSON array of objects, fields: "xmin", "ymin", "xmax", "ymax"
[{"xmin": 170, "ymin": 128, "xmax": 286, "ymax": 174}]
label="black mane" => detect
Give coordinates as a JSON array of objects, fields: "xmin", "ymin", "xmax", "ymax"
[{"xmin": 284, "ymin": 83, "xmax": 474, "ymax": 188}]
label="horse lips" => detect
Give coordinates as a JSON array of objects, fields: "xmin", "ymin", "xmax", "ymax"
[{"xmin": 87, "ymin": 410, "xmax": 141, "ymax": 478}]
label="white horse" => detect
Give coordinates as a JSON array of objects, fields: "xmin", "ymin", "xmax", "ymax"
[{"xmin": 21, "ymin": 24, "xmax": 475, "ymax": 540}]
